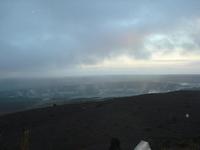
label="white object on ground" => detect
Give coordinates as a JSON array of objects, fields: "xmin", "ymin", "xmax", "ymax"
[
  {"xmin": 185, "ymin": 113, "xmax": 190, "ymax": 118},
  {"xmin": 134, "ymin": 140, "xmax": 151, "ymax": 150}
]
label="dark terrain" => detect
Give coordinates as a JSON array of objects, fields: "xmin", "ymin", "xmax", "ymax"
[{"xmin": 1, "ymin": 90, "xmax": 200, "ymax": 150}]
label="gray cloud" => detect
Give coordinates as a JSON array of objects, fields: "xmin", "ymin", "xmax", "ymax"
[{"xmin": 1, "ymin": 0, "xmax": 200, "ymax": 76}]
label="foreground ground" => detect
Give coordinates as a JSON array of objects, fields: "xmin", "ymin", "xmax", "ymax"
[{"xmin": 1, "ymin": 90, "xmax": 200, "ymax": 150}]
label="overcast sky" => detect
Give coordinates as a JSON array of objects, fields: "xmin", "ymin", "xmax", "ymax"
[{"xmin": 1, "ymin": 0, "xmax": 200, "ymax": 77}]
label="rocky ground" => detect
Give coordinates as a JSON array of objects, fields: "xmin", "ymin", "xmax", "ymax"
[{"xmin": 1, "ymin": 90, "xmax": 200, "ymax": 150}]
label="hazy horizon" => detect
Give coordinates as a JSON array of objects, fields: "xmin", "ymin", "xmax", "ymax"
[
  {"xmin": 1, "ymin": 74, "xmax": 200, "ymax": 114},
  {"xmin": 1, "ymin": 73, "xmax": 200, "ymax": 80}
]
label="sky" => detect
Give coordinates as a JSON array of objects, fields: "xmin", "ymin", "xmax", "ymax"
[{"xmin": 1, "ymin": 0, "xmax": 200, "ymax": 78}]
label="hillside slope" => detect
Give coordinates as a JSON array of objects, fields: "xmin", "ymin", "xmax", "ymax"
[{"xmin": 1, "ymin": 90, "xmax": 200, "ymax": 150}]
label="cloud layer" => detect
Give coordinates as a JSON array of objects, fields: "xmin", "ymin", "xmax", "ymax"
[{"xmin": 1, "ymin": 0, "xmax": 200, "ymax": 77}]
